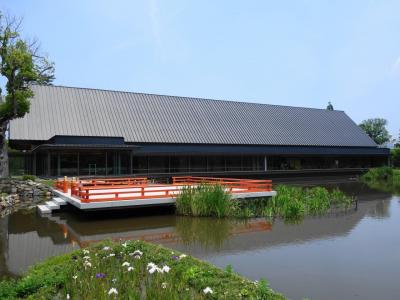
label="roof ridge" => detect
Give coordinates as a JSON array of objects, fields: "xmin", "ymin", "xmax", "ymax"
[{"xmin": 32, "ymin": 84, "xmax": 345, "ymax": 112}]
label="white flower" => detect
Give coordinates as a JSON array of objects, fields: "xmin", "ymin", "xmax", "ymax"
[
  {"xmin": 112, "ymin": 278, "xmax": 117, "ymax": 283},
  {"xmin": 147, "ymin": 262, "xmax": 163, "ymax": 274},
  {"xmin": 108, "ymin": 287, "xmax": 118, "ymax": 295},
  {"xmin": 162, "ymin": 282, "xmax": 167, "ymax": 289},
  {"xmin": 179, "ymin": 254, "xmax": 187, "ymax": 259},
  {"xmin": 127, "ymin": 266, "xmax": 134, "ymax": 272},
  {"xmin": 162, "ymin": 265, "xmax": 170, "ymax": 273},
  {"xmin": 109, "ymin": 253, "xmax": 115, "ymax": 257},
  {"xmin": 84, "ymin": 261, "xmax": 92, "ymax": 268},
  {"xmin": 122, "ymin": 262, "xmax": 130, "ymax": 267},
  {"xmin": 103, "ymin": 246, "xmax": 111, "ymax": 251},
  {"xmin": 72, "ymin": 275, "xmax": 78, "ymax": 280},
  {"xmin": 83, "ymin": 249, "xmax": 90, "ymax": 254},
  {"xmin": 66, "ymin": 293, "xmax": 70, "ymax": 299},
  {"xmin": 203, "ymin": 287, "xmax": 213, "ymax": 294},
  {"xmin": 148, "ymin": 266, "xmax": 157, "ymax": 274},
  {"xmin": 122, "ymin": 242, "xmax": 128, "ymax": 247},
  {"xmin": 83, "ymin": 256, "xmax": 90, "ymax": 260},
  {"xmin": 147, "ymin": 262, "xmax": 156, "ymax": 269},
  {"xmin": 133, "ymin": 250, "xmax": 143, "ymax": 256}
]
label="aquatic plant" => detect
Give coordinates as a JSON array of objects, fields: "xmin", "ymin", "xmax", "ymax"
[
  {"xmin": 361, "ymin": 167, "xmax": 400, "ymax": 195},
  {"xmin": 0, "ymin": 240, "xmax": 285, "ymax": 299},
  {"xmin": 264, "ymin": 185, "xmax": 355, "ymax": 221},
  {"xmin": 176, "ymin": 184, "xmax": 232, "ymax": 218},
  {"xmin": 176, "ymin": 183, "xmax": 355, "ymax": 220}
]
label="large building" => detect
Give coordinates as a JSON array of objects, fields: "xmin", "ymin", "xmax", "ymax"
[{"xmin": 9, "ymin": 85, "xmax": 389, "ymax": 178}]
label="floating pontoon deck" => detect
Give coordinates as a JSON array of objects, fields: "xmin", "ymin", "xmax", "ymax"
[{"xmin": 39, "ymin": 176, "xmax": 276, "ymax": 214}]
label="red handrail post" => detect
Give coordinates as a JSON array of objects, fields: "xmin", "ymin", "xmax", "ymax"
[{"xmin": 62, "ymin": 176, "xmax": 68, "ymax": 193}]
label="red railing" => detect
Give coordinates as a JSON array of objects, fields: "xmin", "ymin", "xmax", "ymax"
[
  {"xmin": 55, "ymin": 176, "xmax": 273, "ymax": 203},
  {"xmin": 172, "ymin": 176, "xmax": 272, "ymax": 192},
  {"xmin": 78, "ymin": 177, "xmax": 148, "ymax": 187},
  {"xmin": 74, "ymin": 184, "xmax": 182, "ymax": 203}
]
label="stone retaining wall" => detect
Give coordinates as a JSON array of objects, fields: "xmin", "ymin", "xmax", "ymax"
[{"xmin": 0, "ymin": 179, "xmax": 53, "ymax": 213}]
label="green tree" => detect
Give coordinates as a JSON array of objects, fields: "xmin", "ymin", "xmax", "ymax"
[
  {"xmin": 359, "ymin": 118, "xmax": 391, "ymax": 145},
  {"xmin": 391, "ymin": 148, "xmax": 400, "ymax": 167},
  {"xmin": 0, "ymin": 14, "xmax": 54, "ymax": 177},
  {"xmin": 326, "ymin": 101, "xmax": 334, "ymax": 111}
]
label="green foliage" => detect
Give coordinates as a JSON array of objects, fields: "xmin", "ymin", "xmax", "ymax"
[
  {"xmin": 359, "ymin": 118, "xmax": 391, "ymax": 145},
  {"xmin": 0, "ymin": 240, "xmax": 285, "ymax": 299},
  {"xmin": 361, "ymin": 167, "xmax": 393, "ymax": 181},
  {"xmin": 176, "ymin": 183, "xmax": 354, "ymax": 221},
  {"xmin": 361, "ymin": 167, "xmax": 400, "ymax": 195},
  {"xmin": 22, "ymin": 174, "xmax": 36, "ymax": 181},
  {"xmin": 176, "ymin": 184, "xmax": 232, "ymax": 218},
  {"xmin": 266, "ymin": 185, "xmax": 354, "ymax": 221},
  {"xmin": 391, "ymin": 148, "xmax": 400, "ymax": 168},
  {"xmin": 0, "ymin": 14, "xmax": 55, "ymax": 121}
]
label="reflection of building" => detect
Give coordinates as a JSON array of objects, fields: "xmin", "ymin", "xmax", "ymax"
[
  {"xmin": 0, "ymin": 185, "xmax": 393, "ymax": 277},
  {"xmin": 0, "ymin": 212, "xmax": 78, "ymax": 277},
  {"xmin": 9, "ymin": 85, "xmax": 389, "ymax": 177}
]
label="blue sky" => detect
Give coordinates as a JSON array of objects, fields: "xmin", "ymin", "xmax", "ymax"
[{"xmin": 2, "ymin": 0, "xmax": 399, "ymax": 138}]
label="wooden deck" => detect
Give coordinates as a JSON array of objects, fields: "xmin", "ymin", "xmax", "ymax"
[{"xmin": 48, "ymin": 176, "xmax": 276, "ymax": 211}]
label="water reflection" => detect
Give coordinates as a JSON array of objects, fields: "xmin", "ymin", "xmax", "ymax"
[{"xmin": 0, "ymin": 183, "xmax": 391, "ymax": 277}]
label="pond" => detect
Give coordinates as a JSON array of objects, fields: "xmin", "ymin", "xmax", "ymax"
[{"xmin": 0, "ymin": 181, "xmax": 399, "ymax": 300}]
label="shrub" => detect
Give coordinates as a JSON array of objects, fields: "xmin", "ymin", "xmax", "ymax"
[
  {"xmin": 362, "ymin": 167, "xmax": 393, "ymax": 182},
  {"xmin": 22, "ymin": 174, "xmax": 36, "ymax": 181},
  {"xmin": 391, "ymin": 148, "xmax": 400, "ymax": 168}
]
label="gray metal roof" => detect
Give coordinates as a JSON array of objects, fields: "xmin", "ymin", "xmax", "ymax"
[{"xmin": 9, "ymin": 85, "xmax": 377, "ymax": 147}]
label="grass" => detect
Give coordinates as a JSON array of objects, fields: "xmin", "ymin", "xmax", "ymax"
[
  {"xmin": 37, "ymin": 178, "xmax": 56, "ymax": 188},
  {"xmin": 176, "ymin": 184, "xmax": 232, "ymax": 218},
  {"xmin": 0, "ymin": 240, "xmax": 285, "ymax": 300},
  {"xmin": 176, "ymin": 184, "xmax": 355, "ymax": 221},
  {"xmin": 264, "ymin": 185, "xmax": 354, "ymax": 221},
  {"xmin": 361, "ymin": 167, "xmax": 400, "ymax": 195}
]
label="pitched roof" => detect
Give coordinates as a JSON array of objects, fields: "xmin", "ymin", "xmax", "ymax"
[{"xmin": 9, "ymin": 85, "xmax": 377, "ymax": 147}]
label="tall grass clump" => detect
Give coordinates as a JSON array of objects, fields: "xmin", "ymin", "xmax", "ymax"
[
  {"xmin": 361, "ymin": 167, "xmax": 400, "ymax": 195},
  {"xmin": 176, "ymin": 183, "xmax": 355, "ymax": 220},
  {"xmin": 265, "ymin": 185, "xmax": 354, "ymax": 221},
  {"xmin": 176, "ymin": 184, "xmax": 232, "ymax": 218},
  {"xmin": 0, "ymin": 240, "xmax": 285, "ymax": 299},
  {"xmin": 362, "ymin": 167, "xmax": 393, "ymax": 181}
]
